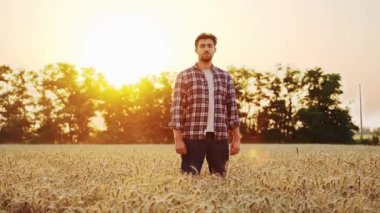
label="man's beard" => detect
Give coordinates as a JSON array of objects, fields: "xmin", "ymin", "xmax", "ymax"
[{"xmin": 200, "ymin": 53, "xmax": 213, "ymax": 62}]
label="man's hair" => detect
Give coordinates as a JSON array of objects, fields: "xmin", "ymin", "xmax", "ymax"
[{"xmin": 195, "ymin": 33, "xmax": 217, "ymax": 47}]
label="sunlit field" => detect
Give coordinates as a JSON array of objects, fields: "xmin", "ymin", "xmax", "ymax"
[{"xmin": 0, "ymin": 144, "xmax": 379, "ymax": 212}]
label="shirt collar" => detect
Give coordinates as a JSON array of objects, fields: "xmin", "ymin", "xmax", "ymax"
[{"xmin": 193, "ymin": 63, "xmax": 215, "ymax": 72}]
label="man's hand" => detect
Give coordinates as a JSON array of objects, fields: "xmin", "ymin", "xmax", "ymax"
[
  {"xmin": 175, "ymin": 140, "xmax": 187, "ymax": 155},
  {"xmin": 173, "ymin": 129, "xmax": 187, "ymax": 155},
  {"xmin": 230, "ymin": 127, "xmax": 241, "ymax": 155},
  {"xmin": 230, "ymin": 141, "xmax": 240, "ymax": 155}
]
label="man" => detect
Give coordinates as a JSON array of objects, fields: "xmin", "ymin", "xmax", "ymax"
[{"xmin": 169, "ymin": 33, "xmax": 241, "ymax": 177}]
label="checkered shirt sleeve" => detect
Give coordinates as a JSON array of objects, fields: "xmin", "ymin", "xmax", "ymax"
[{"xmin": 169, "ymin": 71, "xmax": 187, "ymax": 130}]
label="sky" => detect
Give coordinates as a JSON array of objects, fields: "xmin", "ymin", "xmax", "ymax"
[{"xmin": 1, "ymin": 0, "xmax": 379, "ymax": 129}]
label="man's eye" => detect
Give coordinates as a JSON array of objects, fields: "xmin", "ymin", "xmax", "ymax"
[
  {"xmin": 207, "ymin": 44, "xmax": 213, "ymax": 48},
  {"xmin": 200, "ymin": 44, "xmax": 206, "ymax": 48}
]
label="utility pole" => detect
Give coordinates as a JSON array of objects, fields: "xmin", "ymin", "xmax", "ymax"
[{"xmin": 359, "ymin": 84, "xmax": 363, "ymax": 142}]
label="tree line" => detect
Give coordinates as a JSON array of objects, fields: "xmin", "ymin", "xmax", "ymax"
[{"xmin": 0, "ymin": 63, "xmax": 358, "ymax": 144}]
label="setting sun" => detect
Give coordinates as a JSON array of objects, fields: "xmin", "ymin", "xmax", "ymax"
[{"xmin": 81, "ymin": 14, "xmax": 172, "ymax": 87}]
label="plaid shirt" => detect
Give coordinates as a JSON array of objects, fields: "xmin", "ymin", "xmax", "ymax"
[{"xmin": 169, "ymin": 63, "xmax": 240, "ymax": 141}]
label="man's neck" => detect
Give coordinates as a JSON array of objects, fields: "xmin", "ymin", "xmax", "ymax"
[{"xmin": 197, "ymin": 61, "xmax": 212, "ymax": 70}]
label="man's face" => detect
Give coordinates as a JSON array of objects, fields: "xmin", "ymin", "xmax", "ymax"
[{"xmin": 195, "ymin": 38, "xmax": 216, "ymax": 62}]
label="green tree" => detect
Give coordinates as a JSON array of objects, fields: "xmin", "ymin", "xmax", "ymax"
[
  {"xmin": 149, "ymin": 72, "xmax": 175, "ymax": 143},
  {"xmin": 252, "ymin": 72, "xmax": 272, "ymax": 140},
  {"xmin": 126, "ymin": 73, "xmax": 174, "ymax": 143},
  {"xmin": 256, "ymin": 66, "xmax": 303, "ymax": 143},
  {"xmin": 0, "ymin": 66, "xmax": 34, "ymax": 143},
  {"xmin": 296, "ymin": 68, "xmax": 358, "ymax": 143},
  {"xmin": 228, "ymin": 67, "xmax": 258, "ymax": 141},
  {"xmin": 36, "ymin": 63, "xmax": 99, "ymax": 143},
  {"xmin": 281, "ymin": 66, "xmax": 302, "ymax": 141},
  {"xmin": 100, "ymin": 84, "xmax": 131, "ymax": 143},
  {"xmin": 100, "ymin": 73, "xmax": 174, "ymax": 144},
  {"xmin": 127, "ymin": 78, "xmax": 158, "ymax": 143}
]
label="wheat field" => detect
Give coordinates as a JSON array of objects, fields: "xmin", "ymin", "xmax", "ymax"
[{"xmin": 0, "ymin": 144, "xmax": 379, "ymax": 212}]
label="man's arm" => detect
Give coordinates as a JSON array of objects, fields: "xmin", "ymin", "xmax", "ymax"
[
  {"xmin": 169, "ymin": 72, "xmax": 187, "ymax": 154},
  {"xmin": 230, "ymin": 126, "xmax": 241, "ymax": 155},
  {"xmin": 226, "ymin": 73, "xmax": 241, "ymax": 155}
]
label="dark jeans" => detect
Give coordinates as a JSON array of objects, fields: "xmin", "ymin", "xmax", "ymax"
[{"xmin": 181, "ymin": 132, "xmax": 229, "ymax": 177}]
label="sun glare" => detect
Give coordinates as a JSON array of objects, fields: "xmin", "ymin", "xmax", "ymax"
[{"xmin": 81, "ymin": 14, "xmax": 172, "ymax": 87}]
